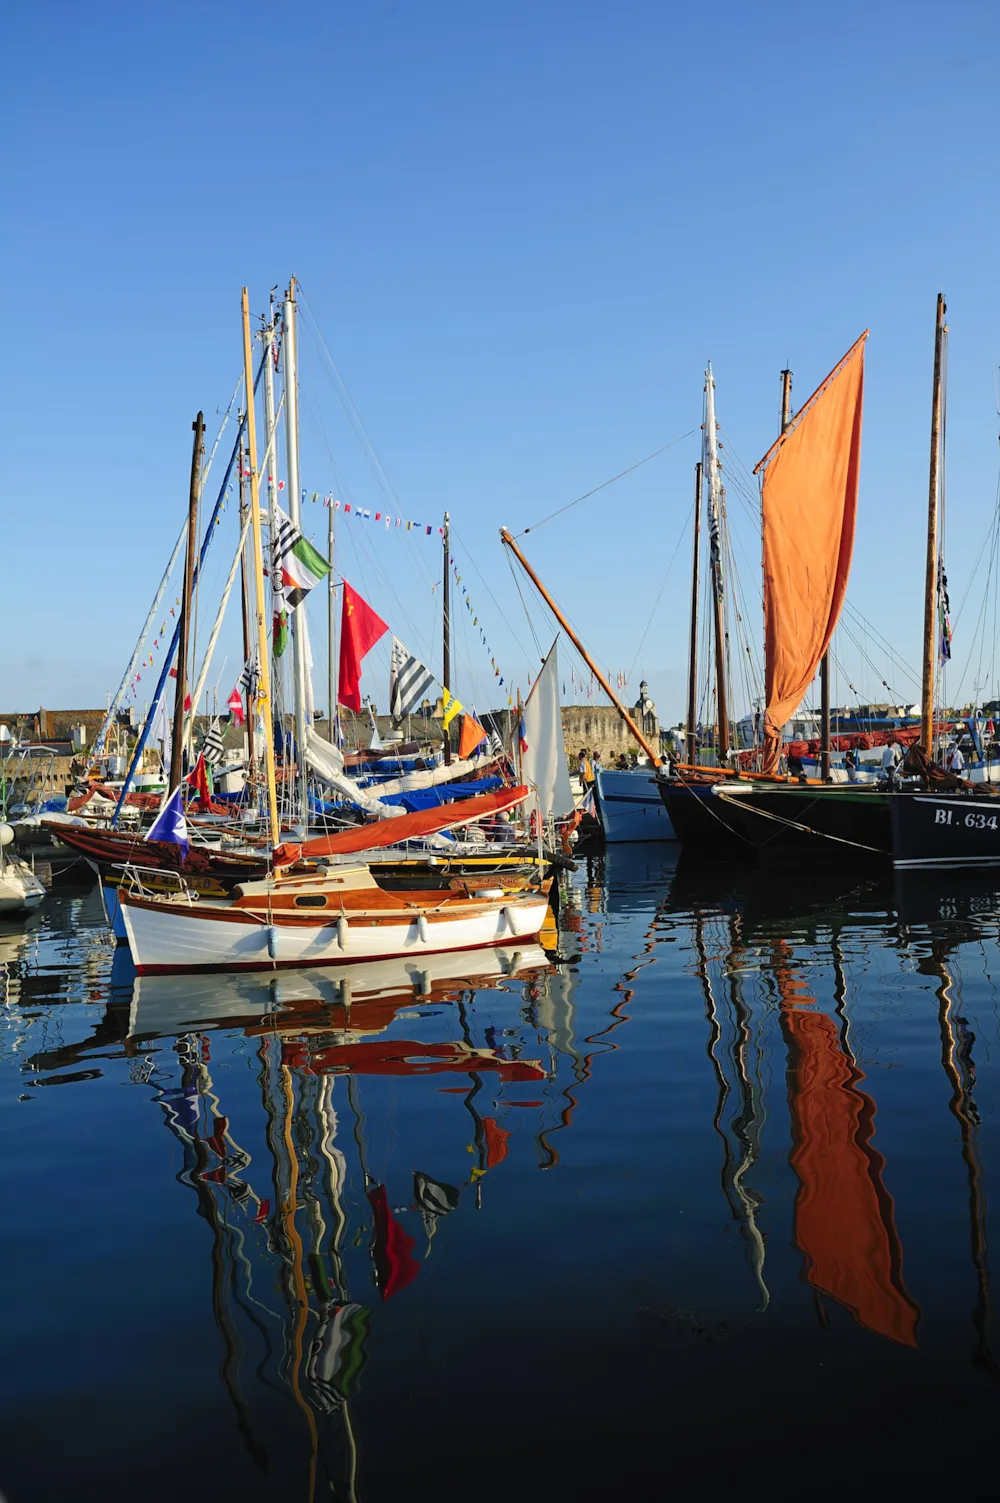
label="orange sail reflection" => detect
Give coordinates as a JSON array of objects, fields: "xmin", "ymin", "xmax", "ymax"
[{"xmin": 774, "ymin": 944, "xmax": 920, "ymax": 1347}]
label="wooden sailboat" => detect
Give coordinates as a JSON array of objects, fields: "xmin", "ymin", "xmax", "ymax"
[
  {"xmin": 118, "ymin": 290, "xmax": 553, "ymax": 974},
  {"xmin": 659, "ymin": 333, "xmax": 894, "ymax": 857},
  {"xmin": 888, "ymin": 295, "xmax": 1000, "ymax": 867}
]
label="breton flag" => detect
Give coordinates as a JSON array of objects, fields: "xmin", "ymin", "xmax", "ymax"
[
  {"xmin": 238, "ymin": 655, "xmax": 260, "ymax": 701},
  {"xmin": 201, "ymin": 719, "xmax": 226, "ymax": 767},
  {"xmin": 273, "ymin": 506, "xmax": 331, "ymax": 608},
  {"xmin": 488, "ymin": 728, "xmax": 505, "ymax": 760},
  {"xmin": 145, "ymin": 786, "xmax": 189, "ymax": 858},
  {"xmin": 389, "ymin": 636, "xmax": 434, "ymax": 721}
]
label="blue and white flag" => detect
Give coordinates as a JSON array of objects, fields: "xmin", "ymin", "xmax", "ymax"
[{"xmin": 145, "ymin": 786, "xmax": 189, "ymax": 857}]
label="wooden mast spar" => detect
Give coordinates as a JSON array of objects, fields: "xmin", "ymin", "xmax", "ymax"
[
  {"xmin": 704, "ymin": 365, "xmax": 730, "ymax": 763},
  {"xmin": 169, "ymin": 413, "xmax": 204, "ymax": 791},
  {"xmin": 685, "ymin": 462, "xmax": 702, "ymax": 765},
  {"xmin": 499, "ymin": 529, "xmax": 662, "ymax": 767},
  {"xmin": 241, "ymin": 288, "xmax": 281, "ymax": 847},
  {"xmin": 921, "ymin": 293, "xmax": 947, "ymax": 758}
]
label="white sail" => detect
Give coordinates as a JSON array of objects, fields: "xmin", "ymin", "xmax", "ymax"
[{"xmin": 521, "ymin": 639, "xmax": 573, "ymax": 819}]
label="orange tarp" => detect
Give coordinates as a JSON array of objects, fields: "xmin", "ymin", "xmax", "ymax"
[
  {"xmin": 756, "ymin": 333, "xmax": 868, "ymax": 773},
  {"xmin": 274, "ymin": 784, "xmax": 529, "ymax": 865},
  {"xmin": 774, "ymin": 944, "xmax": 919, "ymax": 1347}
]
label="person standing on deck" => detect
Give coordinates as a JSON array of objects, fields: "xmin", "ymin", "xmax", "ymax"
[
  {"xmin": 881, "ymin": 738, "xmax": 904, "ymax": 785},
  {"xmin": 945, "ymin": 741, "xmax": 966, "ymax": 776}
]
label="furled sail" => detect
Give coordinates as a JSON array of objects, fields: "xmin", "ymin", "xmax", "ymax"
[{"xmin": 754, "ymin": 332, "xmax": 868, "ymax": 773}]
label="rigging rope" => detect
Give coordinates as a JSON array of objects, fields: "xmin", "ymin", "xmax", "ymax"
[{"xmin": 514, "ymin": 430, "xmax": 698, "ymax": 537}]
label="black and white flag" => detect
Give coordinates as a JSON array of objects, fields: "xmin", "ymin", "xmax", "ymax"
[
  {"xmin": 202, "ymin": 718, "xmax": 226, "ymax": 767},
  {"xmin": 389, "ymin": 636, "xmax": 434, "ymax": 721},
  {"xmin": 489, "ymin": 728, "xmax": 505, "ymax": 760},
  {"xmin": 238, "ymin": 655, "xmax": 260, "ymax": 701}
]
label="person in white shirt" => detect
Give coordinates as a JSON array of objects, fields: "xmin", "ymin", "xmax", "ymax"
[
  {"xmin": 881, "ymin": 740, "xmax": 903, "ymax": 780},
  {"xmin": 945, "ymin": 742, "xmax": 966, "ymax": 776}
]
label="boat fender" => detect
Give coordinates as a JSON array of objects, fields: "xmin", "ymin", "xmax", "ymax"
[
  {"xmin": 337, "ymin": 916, "xmax": 349, "ymax": 950},
  {"xmin": 500, "ymin": 905, "xmax": 514, "ymax": 935},
  {"xmin": 266, "ymin": 925, "xmax": 279, "ymax": 961},
  {"xmin": 417, "ymin": 913, "xmax": 430, "ymax": 944}
]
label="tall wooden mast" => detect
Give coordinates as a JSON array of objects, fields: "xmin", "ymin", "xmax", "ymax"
[
  {"xmin": 704, "ymin": 365, "xmax": 730, "ymax": 762},
  {"xmin": 500, "ymin": 529, "xmax": 662, "ymax": 766},
  {"xmin": 241, "ymin": 288, "xmax": 281, "ymax": 847},
  {"xmin": 442, "ymin": 511, "xmax": 452, "ymax": 765},
  {"xmin": 921, "ymin": 293, "xmax": 947, "ymax": 757},
  {"xmin": 169, "ymin": 412, "xmax": 204, "ymax": 791},
  {"xmin": 685, "ymin": 462, "xmax": 702, "ymax": 765},
  {"xmin": 237, "ymin": 419, "xmax": 254, "ymax": 769}
]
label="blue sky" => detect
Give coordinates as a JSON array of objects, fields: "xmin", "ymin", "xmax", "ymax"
[{"xmin": 6, "ymin": 0, "xmax": 1000, "ymax": 725}]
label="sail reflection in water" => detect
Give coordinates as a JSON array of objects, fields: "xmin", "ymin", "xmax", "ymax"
[
  {"xmin": 9, "ymin": 868, "xmax": 1000, "ymax": 1497},
  {"xmin": 772, "ymin": 938, "xmax": 921, "ymax": 1347}
]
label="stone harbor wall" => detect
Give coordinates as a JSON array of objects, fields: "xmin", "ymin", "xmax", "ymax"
[{"xmin": 559, "ymin": 706, "xmax": 657, "ymax": 763}]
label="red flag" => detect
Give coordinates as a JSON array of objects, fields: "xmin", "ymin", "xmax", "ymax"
[
  {"xmin": 338, "ymin": 583, "xmax": 388, "ymax": 712},
  {"xmin": 228, "ymin": 687, "xmax": 245, "ymax": 726},
  {"xmin": 168, "ymin": 668, "xmax": 192, "ymax": 712},
  {"xmin": 367, "ymin": 1183, "xmax": 419, "ymax": 1301},
  {"xmin": 185, "ymin": 752, "xmax": 212, "ymax": 811},
  {"xmin": 482, "ymin": 1117, "xmax": 510, "ymax": 1169}
]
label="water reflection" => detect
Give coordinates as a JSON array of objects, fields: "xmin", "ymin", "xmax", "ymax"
[{"xmin": 6, "ymin": 862, "xmax": 1000, "ymax": 1495}]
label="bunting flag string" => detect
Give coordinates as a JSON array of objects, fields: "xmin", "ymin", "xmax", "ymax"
[
  {"xmin": 450, "ymin": 559, "xmax": 514, "ymax": 707},
  {"xmin": 125, "ymin": 596, "xmax": 183, "ymax": 700},
  {"xmin": 568, "ymin": 665, "xmax": 631, "ymax": 701},
  {"xmin": 237, "ymin": 479, "xmax": 445, "ymax": 537}
]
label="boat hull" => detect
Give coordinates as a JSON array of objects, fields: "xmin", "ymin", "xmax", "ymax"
[
  {"xmin": 0, "ymin": 861, "xmax": 46, "ymax": 914},
  {"xmin": 120, "ymin": 891, "xmax": 551, "ymax": 973},
  {"xmin": 660, "ymin": 780, "xmax": 892, "ymax": 859},
  {"xmin": 593, "ymin": 769, "xmax": 676, "ymax": 843},
  {"xmin": 890, "ymin": 791, "xmax": 1000, "ymax": 868}
]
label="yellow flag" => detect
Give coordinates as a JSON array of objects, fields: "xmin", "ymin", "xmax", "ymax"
[{"xmin": 441, "ymin": 688, "xmax": 463, "ymax": 729}]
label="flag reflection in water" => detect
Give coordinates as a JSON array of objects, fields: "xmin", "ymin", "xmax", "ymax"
[{"xmin": 127, "ymin": 943, "xmax": 562, "ymax": 1494}]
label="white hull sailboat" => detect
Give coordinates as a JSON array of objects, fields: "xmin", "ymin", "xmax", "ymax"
[
  {"xmin": 118, "ymin": 288, "xmax": 553, "ymax": 976},
  {"xmin": 120, "ymin": 866, "xmax": 550, "ymax": 974}
]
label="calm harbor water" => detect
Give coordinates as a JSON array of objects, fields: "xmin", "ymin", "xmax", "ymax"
[{"xmin": 3, "ymin": 850, "xmax": 1000, "ymax": 1499}]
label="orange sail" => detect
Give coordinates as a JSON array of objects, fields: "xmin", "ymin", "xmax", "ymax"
[
  {"xmin": 754, "ymin": 332, "xmax": 868, "ymax": 773},
  {"xmin": 774, "ymin": 945, "xmax": 919, "ymax": 1346}
]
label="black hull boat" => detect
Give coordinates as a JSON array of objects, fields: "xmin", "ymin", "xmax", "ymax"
[
  {"xmin": 890, "ymin": 789, "xmax": 1000, "ymax": 868},
  {"xmin": 659, "ymin": 778, "xmax": 892, "ymax": 861}
]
